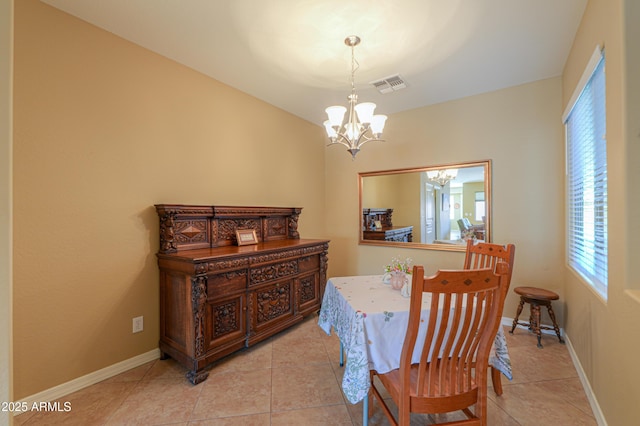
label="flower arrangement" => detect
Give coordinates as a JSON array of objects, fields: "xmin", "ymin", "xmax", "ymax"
[{"xmin": 384, "ymin": 256, "xmax": 413, "ymax": 275}]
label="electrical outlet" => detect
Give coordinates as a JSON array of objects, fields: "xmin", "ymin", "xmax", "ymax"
[{"xmin": 132, "ymin": 316, "xmax": 144, "ymax": 333}]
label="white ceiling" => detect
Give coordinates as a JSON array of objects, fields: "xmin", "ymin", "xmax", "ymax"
[{"xmin": 42, "ymin": 0, "xmax": 587, "ymax": 125}]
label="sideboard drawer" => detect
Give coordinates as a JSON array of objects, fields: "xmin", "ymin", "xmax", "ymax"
[
  {"xmin": 207, "ymin": 270, "xmax": 247, "ymax": 299},
  {"xmin": 298, "ymin": 255, "xmax": 319, "ymax": 273},
  {"xmin": 249, "ymin": 260, "xmax": 298, "ymax": 286}
]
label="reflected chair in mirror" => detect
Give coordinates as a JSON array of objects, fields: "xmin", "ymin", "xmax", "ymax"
[
  {"xmin": 458, "ymin": 218, "xmax": 485, "ymax": 240},
  {"xmin": 369, "ymin": 264, "xmax": 509, "ymax": 426},
  {"xmin": 463, "ymin": 239, "xmax": 516, "ymax": 396}
]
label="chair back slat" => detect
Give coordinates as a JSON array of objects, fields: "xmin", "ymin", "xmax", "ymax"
[
  {"xmin": 464, "ymin": 240, "xmax": 515, "ymax": 285},
  {"xmin": 405, "ymin": 265, "xmax": 508, "ymax": 400}
]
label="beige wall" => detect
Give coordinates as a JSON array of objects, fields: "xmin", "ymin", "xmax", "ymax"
[
  {"xmin": 13, "ymin": 0, "xmax": 326, "ymax": 399},
  {"xmin": 562, "ymin": 0, "xmax": 640, "ymax": 423},
  {"xmin": 325, "ymin": 77, "xmax": 565, "ymax": 328},
  {"xmin": 2, "ymin": 0, "xmax": 14, "ymax": 424}
]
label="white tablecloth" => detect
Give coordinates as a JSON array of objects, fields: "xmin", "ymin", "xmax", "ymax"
[{"xmin": 317, "ymin": 275, "xmax": 512, "ymax": 404}]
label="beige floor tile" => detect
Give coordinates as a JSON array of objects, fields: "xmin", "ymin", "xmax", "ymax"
[
  {"xmin": 143, "ymin": 357, "xmax": 190, "ymax": 382},
  {"xmin": 16, "ymin": 381, "xmax": 137, "ymax": 426},
  {"xmin": 276, "ymin": 314, "xmax": 328, "ymax": 341},
  {"xmin": 188, "ymin": 413, "xmax": 270, "ymax": 425},
  {"xmin": 209, "ymin": 340, "xmax": 273, "ymax": 373},
  {"xmin": 190, "ymin": 369, "xmax": 271, "ymax": 420},
  {"xmin": 272, "ymin": 336, "xmax": 329, "ymax": 367},
  {"xmin": 492, "ymin": 381, "xmax": 597, "ymax": 426},
  {"xmin": 271, "ymin": 404, "xmax": 353, "ymax": 425},
  {"xmin": 105, "ymin": 379, "xmax": 203, "ymax": 425},
  {"xmin": 271, "ymin": 363, "xmax": 345, "ymax": 411},
  {"xmin": 533, "ymin": 377, "xmax": 595, "ymax": 418},
  {"xmin": 507, "ymin": 343, "xmax": 577, "ymax": 385}
]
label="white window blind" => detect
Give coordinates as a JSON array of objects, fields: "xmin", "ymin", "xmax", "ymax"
[{"xmin": 564, "ymin": 47, "xmax": 607, "ymax": 298}]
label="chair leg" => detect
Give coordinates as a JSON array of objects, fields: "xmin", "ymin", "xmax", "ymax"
[
  {"xmin": 510, "ymin": 297, "xmax": 525, "ymax": 334},
  {"xmin": 491, "ymin": 366, "xmax": 503, "ymax": 396},
  {"xmin": 531, "ymin": 303, "xmax": 543, "ymax": 348},
  {"xmin": 546, "ymin": 303, "xmax": 565, "ymax": 344}
]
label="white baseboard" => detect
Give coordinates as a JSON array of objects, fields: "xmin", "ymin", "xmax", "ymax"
[
  {"xmin": 16, "ymin": 348, "xmax": 160, "ymax": 410},
  {"xmin": 563, "ymin": 334, "xmax": 607, "ymax": 426},
  {"xmin": 501, "ymin": 316, "xmax": 606, "ymax": 426}
]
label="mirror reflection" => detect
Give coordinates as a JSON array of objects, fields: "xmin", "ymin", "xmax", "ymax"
[{"xmin": 359, "ymin": 160, "xmax": 491, "ymax": 251}]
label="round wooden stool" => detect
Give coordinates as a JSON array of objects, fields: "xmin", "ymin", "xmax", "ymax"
[{"xmin": 509, "ymin": 286, "xmax": 564, "ymax": 348}]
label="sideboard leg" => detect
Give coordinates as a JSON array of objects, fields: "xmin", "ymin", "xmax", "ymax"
[{"xmin": 186, "ymin": 369, "xmax": 209, "ymax": 385}]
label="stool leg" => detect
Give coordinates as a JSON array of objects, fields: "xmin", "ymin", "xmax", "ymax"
[
  {"xmin": 546, "ymin": 303, "xmax": 565, "ymax": 344},
  {"xmin": 510, "ymin": 298, "xmax": 525, "ymax": 334},
  {"xmin": 532, "ymin": 303, "xmax": 543, "ymax": 348}
]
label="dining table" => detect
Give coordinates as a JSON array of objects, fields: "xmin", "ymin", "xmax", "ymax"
[{"xmin": 317, "ymin": 274, "xmax": 512, "ymax": 424}]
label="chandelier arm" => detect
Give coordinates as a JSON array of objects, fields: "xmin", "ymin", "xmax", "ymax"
[
  {"xmin": 330, "ymin": 134, "xmax": 357, "ymax": 150},
  {"xmin": 355, "ymin": 134, "xmax": 385, "ymax": 150}
]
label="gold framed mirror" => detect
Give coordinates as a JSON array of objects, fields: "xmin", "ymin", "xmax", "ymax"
[{"xmin": 359, "ymin": 160, "xmax": 491, "ymax": 252}]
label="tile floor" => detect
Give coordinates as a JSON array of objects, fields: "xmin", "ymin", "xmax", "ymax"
[{"xmin": 14, "ymin": 314, "xmax": 597, "ymax": 425}]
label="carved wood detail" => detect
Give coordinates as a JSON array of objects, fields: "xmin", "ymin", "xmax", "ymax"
[
  {"xmin": 256, "ymin": 282, "xmax": 291, "ymax": 324},
  {"xmin": 213, "ymin": 299, "xmax": 240, "ymax": 339},
  {"xmin": 158, "ymin": 213, "xmax": 177, "ymax": 253},
  {"xmin": 155, "ymin": 204, "xmax": 303, "ymax": 253},
  {"xmin": 191, "ymin": 276, "xmax": 207, "ymax": 357},
  {"xmin": 299, "ymin": 275, "xmax": 315, "ymax": 305},
  {"xmin": 250, "ymin": 261, "xmax": 298, "ymax": 285},
  {"xmin": 218, "ymin": 219, "xmax": 261, "ymax": 243},
  {"xmin": 174, "ymin": 219, "xmax": 208, "ymax": 245}
]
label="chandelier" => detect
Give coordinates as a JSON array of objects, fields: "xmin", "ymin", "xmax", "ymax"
[
  {"xmin": 427, "ymin": 169, "xmax": 459, "ymax": 186},
  {"xmin": 323, "ymin": 35, "xmax": 387, "ymax": 159}
]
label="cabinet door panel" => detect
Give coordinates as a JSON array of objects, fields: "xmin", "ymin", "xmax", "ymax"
[
  {"xmin": 250, "ymin": 280, "xmax": 294, "ymax": 332},
  {"xmin": 297, "ymin": 271, "xmax": 320, "ymax": 314},
  {"xmin": 206, "ymin": 293, "xmax": 247, "ymax": 351}
]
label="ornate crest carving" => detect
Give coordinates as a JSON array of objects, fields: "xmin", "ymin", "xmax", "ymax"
[{"xmin": 256, "ymin": 283, "xmax": 291, "ymax": 324}]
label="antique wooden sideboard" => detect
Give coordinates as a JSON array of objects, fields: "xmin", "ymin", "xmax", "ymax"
[
  {"xmin": 362, "ymin": 208, "xmax": 413, "ymax": 242},
  {"xmin": 155, "ymin": 204, "xmax": 329, "ymax": 384}
]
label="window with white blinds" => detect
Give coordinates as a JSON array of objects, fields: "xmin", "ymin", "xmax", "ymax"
[{"xmin": 564, "ymin": 47, "xmax": 607, "ymax": 299}]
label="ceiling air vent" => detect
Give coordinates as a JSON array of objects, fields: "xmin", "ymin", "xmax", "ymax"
[{"xmin": 370, "ymin": 74, "xmax": 407, "ymax": 94}]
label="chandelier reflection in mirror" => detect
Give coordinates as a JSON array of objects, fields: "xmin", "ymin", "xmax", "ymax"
[
  {"xmin": 323, "ymin": 36, "xmax": 387, "ymax": 159},
  {"xmin": 427, "ymin": 168, "xmax": 459, "ymax": 186}
]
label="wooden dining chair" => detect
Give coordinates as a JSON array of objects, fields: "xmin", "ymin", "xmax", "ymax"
[
  {"xmin": 369, "ymin": 264, "xmax": 509, "ymax": 426},
  {"xmin": 463, "ymin": 239, "xmax": 516, "ymax": 396}
]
